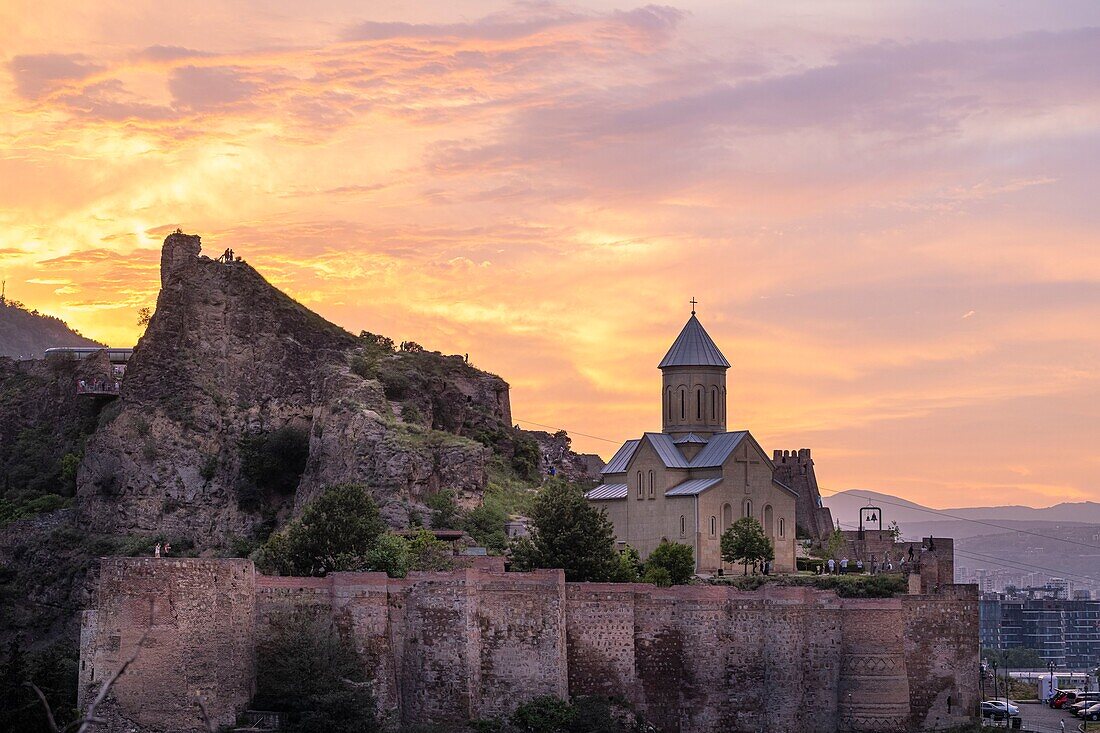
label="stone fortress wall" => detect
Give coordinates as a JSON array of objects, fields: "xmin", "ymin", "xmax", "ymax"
[{"xmin": 80, "ymin": 558, "xmax": 978, "ymax": 733}]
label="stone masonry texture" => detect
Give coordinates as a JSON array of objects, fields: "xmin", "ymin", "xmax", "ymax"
[{"xmin": 80, "ymin": 559, "xmax": 979, "ymax": 733}]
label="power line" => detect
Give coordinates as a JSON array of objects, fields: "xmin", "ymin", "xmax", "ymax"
[
  {"xmin": 820, "ymin": 485, "xmax": 1100, "ymax": 552},
  {"xmin": 512, "ymin": 417, "xmax": 624, "ymax": 445},
  {"xmin": 835, "ymin": 519, "xmax": 1100, "ymax": 585}
]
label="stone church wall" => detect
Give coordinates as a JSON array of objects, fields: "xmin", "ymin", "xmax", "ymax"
[{"xmin": 80, "ymin": 559, "xmax": 977, "ymax": 733}]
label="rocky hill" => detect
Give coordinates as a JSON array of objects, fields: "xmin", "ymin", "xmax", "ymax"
[
  {"xmin": 0, "ymin": 232, "xmax": 600, "ymax": 708},
  {"xmin": 0, "ymin": 298, "xmax": 102, "ymax": 360},
  {"xmin": 76, "ymin": 232, "xmax": 547, "ymax": 542}
]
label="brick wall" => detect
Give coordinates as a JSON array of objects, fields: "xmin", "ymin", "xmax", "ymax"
[{"xmin": 81, "ymin": 560, "xmax": 978, "ymax": 733}]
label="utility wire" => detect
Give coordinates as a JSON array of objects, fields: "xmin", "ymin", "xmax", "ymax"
[
  {"xmin": 817, "ymin": 485, "xmax": 1100, "ymax": 552},
  {"xmin": 512, "ymin": 417, "xmax": 624, "ymax": 445},
  {"xmin": 836, "ymin": 518, "xmax": 1100, "ymax": 585}
]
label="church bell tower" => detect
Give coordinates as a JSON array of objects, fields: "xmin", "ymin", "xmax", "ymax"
[{"xmin": 659, "ymin": 303, "xmax": 729, "ymax": 438}]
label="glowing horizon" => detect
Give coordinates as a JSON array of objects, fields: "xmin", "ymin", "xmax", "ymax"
[{"xmin": 2, "ymin": 1, "xmax": 1098, "ymax": 509}]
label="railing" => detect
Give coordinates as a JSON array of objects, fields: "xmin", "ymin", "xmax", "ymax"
[{"xmin": 76, "ymin": 380, "xmax": 120, "ymax": 396}]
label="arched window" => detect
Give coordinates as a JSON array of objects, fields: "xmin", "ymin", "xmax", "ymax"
[
  {"xmin": 637, "ymin": 471, "xmax": 643, "ymax": 498},
  {"xmin": 696, "ymin": 388, "xmax": 702, "ymax": 420},
  {"xmin": 648, "ymin": 470, "xmax": 655, "ymax": 497},
  {"xmin": 680, "ymin": 389, "xmax": 685, "ymax": 419},
  {"xmin": 722, "ymin": 503, "xmax": 733, "ymax": 531},
  {"xmin": 679, "ymin": 515, "xmax": 686, "ymax": 537},
  {"xmin": 666, "ymin": 388, "xmax": 672, "ymax": 420},
  {"xmin": 779, "ymin": 517, "xmax": 785, "ymax": 538},
  {"xmin": 744, "ymin": 499, "xmax": 753, "ymax": 518},
  {"xmin": 711, "ymin": 387, "xmax": 717, "ymax": 420},
  {"xmin": 709, "ymin": 516, "xmax": 717, "ymax": 536},
  {"xmin": 764, "ymin": 504, "xmax": 774, "ymax": 538},
  {"xmin": 722, "ymin": 387, "xmax": 727, "ymax": 422}
]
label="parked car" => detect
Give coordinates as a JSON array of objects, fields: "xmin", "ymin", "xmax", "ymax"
[
  {"xmin": 1051, "ymin": 690, "xmax": 1081, "ymax": 709},
  {"xmin": 1081, "ymin": 702, "xmax": 1100, "ymax": 722},
  {"xmin": 1070, "ymin": 692, "xmax": 1100, "ymax": 715},
  {"xmin": 982, "ymin": 701, "xmax": 1020, "ymax": 719}
]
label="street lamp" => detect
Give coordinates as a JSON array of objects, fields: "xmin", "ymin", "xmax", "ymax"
[
  {"xmin": 991, "ymin": 659, "xmax": 999, "ymax": 718},
  {"xmin": 1048, "ymin": 660, "xmax": 1055, "ymax": 704}
]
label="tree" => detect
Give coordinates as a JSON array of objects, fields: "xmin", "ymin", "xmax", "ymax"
[
  {"xmin": 257, "ymin": 484, "xmax": 385, "ymax": 576},
  {"xmin": 362, "ymin": 533, "xmax": 410, "ymax": 578},
  {"xmin": 721, "ymin": 517, "xmax": 774, "ymax": 575},
  {"xmin": 136, "ymin": 306, "xmax": 152, "ymax": 327},
  {"xmin": 643, "ymin": 540, "xmax": 695, "ymax": 585},
  {"xmin": 407, "ymin": 528, "xmax": 454, "ymax": 571},
  {"xmin": 515, "ymin": 479, "xmax": 622, "ymax": 582},
  {"xmin": 462, "ymin": 503, "xmax": 508, "ymax": 554}
]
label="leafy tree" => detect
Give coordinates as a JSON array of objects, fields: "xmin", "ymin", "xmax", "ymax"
[
  {"xmin": 983, "ymin": 647, "xmax": 1045, "ymax": 669},
  {"xmin": 510, "ymin": 696, "xmax": 577, "ymax": 733},
  {"xmin": 642, "ymin": 565, "xmax": 672, "ymax": 587},
  {"xmin": 512, "ymin": 480, "xmax": 622, "ymax": 582},
  {"xmin": 721, "ymin": 517, "xmax": 774, "ymax": 575},
  {"xmin": 427, "ymin": 489, "xmax": 459, "ymax": 528},
  {"xmin": 407, "ymin": 528, "xmax": 454, "ymax": 572},
  {"xmin": 362, "ymin": 533, "xmax": 411, "ymax": 578},
  {"xmin": 512, "ymin": 433, "xmax": 542, "ymax": 481},
  {"xmin": 611, "ymin": 546, "xmax": 642, "ymax": 583},
  {"xmin": 257, "ymin": 484, "xmax": 385, "ymax": 576},
  {"xmin": 825, "ymin": 526, "xmax": 846, "ymax": 560},
  {"xmin": 255, "ymin": 611, "xmax": 379, "ymax": 732},
  {"xmin": 358, "ymin": 331, "xmax": 395, "ymax": 352},
  {"xmin": 462, "ymin": 503, "xmax": 508, "ymax": 553},
  {"xmin": 643, "ymin": 540, "xmax": 695, "ymax": 585}
]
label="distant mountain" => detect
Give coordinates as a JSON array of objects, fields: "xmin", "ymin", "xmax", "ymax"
[
  {"xmin": 823, "ymin": 488, "xmax": 1100, "ymax": 533},
  {"xmin": 0, "ymin": 298, "xmax": 103, "ymax": 359}
]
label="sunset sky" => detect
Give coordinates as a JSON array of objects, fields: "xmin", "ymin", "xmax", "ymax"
[{"xmin": 2, "ymin": 1, "xmax": 1099, "ymax": 509}]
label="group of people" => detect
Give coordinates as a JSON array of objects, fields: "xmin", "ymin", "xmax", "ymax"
[
  {"xmin": 153, "ymin": 542, "xmax": 172, "ymax": 558},
  {"xmin": 823, "ymin": 544, "xmax": 921, "ymax": 576},
  {"xmin": 217, "ymin": 248, "xmax": 239, "ymax": 263},
  {"xmin": 76, "ymin": 377, "xmax": 121, "ymax": 394}
]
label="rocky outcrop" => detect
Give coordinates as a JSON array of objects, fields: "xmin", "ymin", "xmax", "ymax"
[
  {"xmin": 523, "ymin": 429, "xmax": 603, "ymax": 484},
  {"xmin": 74, "ymin": 233, "xmax": 527, "ymax": 543}
]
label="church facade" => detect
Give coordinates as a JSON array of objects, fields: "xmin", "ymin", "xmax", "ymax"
[{"xmin": 587, "ymin": 312, "xmax": 798, "ymax": 573}]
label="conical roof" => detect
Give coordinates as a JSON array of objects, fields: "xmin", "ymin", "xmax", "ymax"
[{"xmin": 658, "ymin": 314, "xmax": 730, "ymax": 369}]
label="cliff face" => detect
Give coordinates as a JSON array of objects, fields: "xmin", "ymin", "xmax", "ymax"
[{"xmin": 77, "ymin": 232, "xmax": 513, "ymax": 541}]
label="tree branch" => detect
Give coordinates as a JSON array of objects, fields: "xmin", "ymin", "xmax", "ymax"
[{"xmin": 22, "ymin": 682, "xmax": 60, "ymax": 733}]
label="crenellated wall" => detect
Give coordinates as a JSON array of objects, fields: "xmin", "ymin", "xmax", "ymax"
[{"xmin": 80, "ymin": 559, "xmax": 978, "ymax": 733}]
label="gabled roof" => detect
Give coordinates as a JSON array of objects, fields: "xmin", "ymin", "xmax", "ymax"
[
  {"xmin": 658, "ymin": 314, "xmax": 730, "ymax": 369},
  {"xmin": 601, "ymin": 439, "xmax": 640, "ymax": 474},
  {"xmin": 665, "ymin": 477, "xmax": 723, "ymax": 496},
  {"xmin": 586, "ymin": 483, "xmax": 628, "ymax": 500},
  {"xmin": 600, "ymin": 433, "xmax": 689, "ymax": 475},
  {"xmin": 644, "ymin": 433, "xmax": 689, "ymax": 468},
  {"xmin": 673, "ymin": 432, "xmax": 709, "ymax": 445},
  {"xmin": 689, "ymin": 431, "xmax": 748, "ymax": 468}
]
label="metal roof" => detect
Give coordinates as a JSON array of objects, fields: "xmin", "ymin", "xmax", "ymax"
[
  {"xmin": 665, "ymin": 477, "xmax": 723, "ymax": 496},
  {"xmin": 689, "ymin": 431, "xmax": 747, "ymax": 468},
  {"xmin": 601, "ymin": 439, "xmax": 640, "ymax": 474},
  {"xmin": 658, "ymin": 315, "xmax": 730, "ymax": 369},
  {"xmin": 673, "ymin": 433, "xmax": 709, "ymax": 444},
  {"xmin": 586, "ymin": 483, "xmax": 628, "ymax": 500},
  {"xmin": 644, "ymin": 433, "xmax": 689, "ymax": 468},
  {"xmin": 772, "ymin": 478, "xmax": 800, "ymax": 498}
]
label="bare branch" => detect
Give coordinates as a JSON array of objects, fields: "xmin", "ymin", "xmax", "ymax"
[
  {"xmin": 22, "ymin": 681, "xmax": 60, "ymax": 733},
  {"xmin": 195, "ymin": 695, "xmax": 218, "ymax": 733},
  {"xmin": 70, "ymin": 627, "xmax": 149, "ymax": 733}
]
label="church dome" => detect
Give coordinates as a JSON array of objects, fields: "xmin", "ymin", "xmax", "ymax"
[{"xmin": 658, "ymin": 314, "xmax": 730, "ymax": 369}]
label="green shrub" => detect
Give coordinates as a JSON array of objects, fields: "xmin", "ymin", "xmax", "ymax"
[
  {"xmin": 407, "ymin": 528, "xmax": 454, "ymax": 572},
  {"xmin": 643, "ymin": 540, "xmax": 695, "ymax": 585},
  {"xmin": 256, "ymin": 484, "xmax": 385, "ymax": 576},
  {"xmin": 511, "ymin": 433, "xmax": 541, "ymax": 481},
  {"xmin": 378, "ymin": 369, "xmax": 409, "ymax": 399},
  {"xmin": 426, "ymin": 489, "xmax": 459, "ymax": 528},
  {"xmin": 363, "ymin": 533, "xmax": 411, "ymax": 578},
  {"xmin": 199, "ymin": 454, "xmax": 218, "ymax": 482},
  {"xmin": 642, "ymin": 565, "xmax": 672, "ymax": 587}
]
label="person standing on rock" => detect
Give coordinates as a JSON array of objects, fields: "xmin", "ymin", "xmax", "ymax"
[
  {"xmin": 827, "ymin": 558, "xmax": 835, "ymax": 575},
  {"xmin": 163, "ymin": 542, "xmax": 171, "ymax": 556},
  {"xmin": 154, "ymin": 543, "xmax": 161, "ymax": 558}
]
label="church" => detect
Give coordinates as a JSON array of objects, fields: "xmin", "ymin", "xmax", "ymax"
[{"xmin": 586, "ymin": 308, "xmax": 799, "ymax": 573}]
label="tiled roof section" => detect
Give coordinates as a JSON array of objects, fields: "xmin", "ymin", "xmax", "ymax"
[
  {"xmin": 689, "ymin": 431, "xmax": 748, "ymax": 468},
  {"xmin": 673, "ymin": 433, "xmax": 709, "ymax": 444},
  {"xmin": 665, "ymin": 477, "xmax": 723, "ymax": 496},
  {"xmin": 644, "ymin": 433, "xmax": 689, "ymax": 468},
  {"xmin": 658, "ymin": 314, "xmax": 731, "ymax": 369},
  {"xmin": 586, "ymin": 483, "xmax": 628, "ymax": 500}
]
